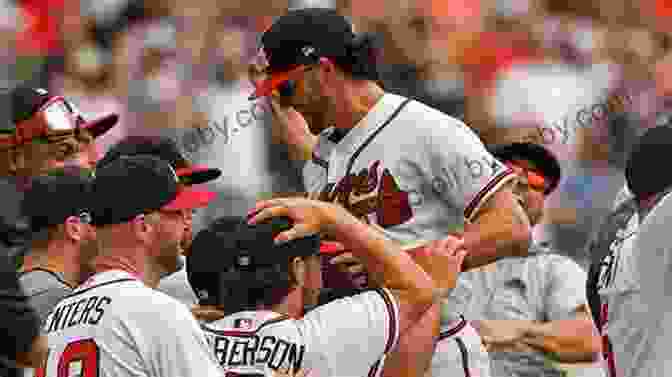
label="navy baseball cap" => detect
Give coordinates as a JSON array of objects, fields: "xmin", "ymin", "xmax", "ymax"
[
  {"xmin": 491, "ymin": 142, "xmax": 562, "ymax": 195},
  {"xmin": 0, "ymin": 86, "xmax": 118, "ymax": 147},
  {"xmin": 97, "ymin": 136, "xmax": 221, "ymax": 185},
  {"xmin": 186, "ymin": 215, "xmax": 321, "ymax": 305},
  {"xmin": 21, "ymin": 168, "xmax": 94, "ymax": 232},
  {"xmin": 91, "ymin": 155, "xmax": 214, "ymax": 226},
  {"xmin": 250, "ymin": 8, "xmax": 356, "ymax": 100}
]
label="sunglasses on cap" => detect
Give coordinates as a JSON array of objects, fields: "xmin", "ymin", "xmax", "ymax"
[
  {"xmin": 505, "ymin": 162, "xmax": 549, "ymax": 194},
  {"xmin": 0, "ymin": 96, "xmax": 84, "ymax": 147}
]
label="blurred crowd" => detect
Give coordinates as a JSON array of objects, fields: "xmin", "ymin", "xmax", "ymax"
[{"xmin": 3, "ymin": 0, "xmax": 672, "ymax": 266}]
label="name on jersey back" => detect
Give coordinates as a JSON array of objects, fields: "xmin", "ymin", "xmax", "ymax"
[{"xmin": 44, "ymin": 295, "xmax": 111, "ymax": 333}]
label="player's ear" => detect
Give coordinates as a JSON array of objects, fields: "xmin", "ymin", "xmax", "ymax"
[
  {"xmin": 289, "ymin": 256, "xmax": 307, "ymax": 287},
  {"xmin": 317, "ymin": 57, "xmax": 337, "ymax": 88},
  {"xmin": 63, "ymin": 215, "xmax": 84, "ymax": 242}
]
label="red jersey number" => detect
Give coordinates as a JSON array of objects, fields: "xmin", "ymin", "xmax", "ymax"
[{"xmin": 35, "ymin": 339, "xmax": 100, "ymax": 377}]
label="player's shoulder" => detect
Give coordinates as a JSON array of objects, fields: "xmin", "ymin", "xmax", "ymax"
[{"xmin": 397, "ymin": 95, "xmax": 470, "ymax": 129}]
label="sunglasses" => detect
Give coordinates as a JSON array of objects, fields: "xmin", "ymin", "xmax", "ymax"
[
  {"xmin": 0, "ymin": 96, "xmax": 84, "ymax": 147},
  {"xmin": 506, "ymin": 162, "xmax": 549, "ymax": 193},
  {"xmin": 270, "ymin": 65, "xmax": 316, "ymax": 99}
]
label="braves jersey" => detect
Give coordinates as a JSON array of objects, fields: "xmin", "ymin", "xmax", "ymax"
[
  {"xmin": 200, "ymin": 288, "xmax": 399, "ymax": 377},
  {"xmin": 597, "ymin": 212, "xmax": 644, "ymax": 377},
  {"xmin": 38, "ymin": 270, "xmax": 222, "ymax": 377},
  {"xmin": 303, "ymin": 93, "xmax": 512, "ymax": 376},
  {"xmin": 629, "ymin": 190, "xmax": 672, "ymax": 377}
]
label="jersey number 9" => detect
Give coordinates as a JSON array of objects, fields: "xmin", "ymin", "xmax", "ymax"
[{"xmin": 34, "ymin": 339, "xmax": 100, "ymax": 377}]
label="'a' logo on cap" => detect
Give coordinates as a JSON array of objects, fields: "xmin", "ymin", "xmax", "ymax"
[
  {"xmin": 34, "ymin": 88, "xmax": 48, "ymax": 95},
  {"xmin": 167, "ymin": 164, "xmax": 179, "ymax": 183},
  {"xmin": 302, "ymin": 46, "xmax": 316, "ymax": 57}
]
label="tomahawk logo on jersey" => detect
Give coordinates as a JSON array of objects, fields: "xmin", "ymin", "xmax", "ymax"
[
  {"xmin": 201, "ymin": 288, "xmax": 399, "ymax": 377},
  {"xmin": 302, "ymin": 93, "xmax": 511, "ymax": 377}
]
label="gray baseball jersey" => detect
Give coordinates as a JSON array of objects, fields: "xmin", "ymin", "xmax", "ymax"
[
  {"xmin": 200, "ymin": 287, "xmax": 399, "ymax": 377},
  {"xmin": 39, "ymin": 270, "xmax": 222, "ymax": 377},
  {"xmin": 597, "ymin": 211, "xmax": 643, "ymax": 377},
  {"xmin": 456, "ymin": 243, "xmax": 598, "ymax": 377},
  {"xmin": 303, "ymin": 93, "xmax": 514, "ymax": 376},
  {"xmin": 629, "ymin": 190, "xmax": 672, "ymax": 377},
  {"xmin": 19, "ymin": 268, "xmax": 73, "ymax": 323}
]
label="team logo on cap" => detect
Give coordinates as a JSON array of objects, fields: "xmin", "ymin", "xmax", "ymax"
[
  {"xmin": 167, "ymin": 164, "xmax": 179, "ymax": 183},
  {"xmin": 34, "ymin": 88, "xmax": 48, "ymax": 95},
  {"xmin": 301, "ymin": 46, "xmax": 316, "ymax": 58},
  {"xmin": 236, "ymin": 255, "xmax": 251, "ymax": 267}
]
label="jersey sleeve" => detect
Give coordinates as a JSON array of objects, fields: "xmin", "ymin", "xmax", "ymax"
[
  {"xmin": 0, "ymin": 255, "xmax": 40, "ymax": 361},
  {"xmin": 544, "ymin": 255, "xmax": 589, "ymax": 321},
  {"xmin": 153, "ymin": 300, "xmax": 224, "ymax": 377},
  {"xmin": 301, "ymin": 288, "xmax": 399, "ymax": 374},
  {"xmin": 423, "ymin": 117, "xmax": 515, "ymax": 222}
]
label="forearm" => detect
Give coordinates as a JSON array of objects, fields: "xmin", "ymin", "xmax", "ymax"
[
  {"xmin": 329, "ymin": 215, "xmax": 435, "ymax": 304},
  {"xmin": 521, "ymin": 319, "xmax": 601, "ymax": 363},
  {"xmin": 272, "ymin": 120, "xmax": 317, "ymax": 161},
  {"xmin": 462, "ymin": 188, "xmax": 531, "ymax": 270}
]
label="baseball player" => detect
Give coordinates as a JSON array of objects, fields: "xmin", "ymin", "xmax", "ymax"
[
  {"xmin": 18, "ymin": 168, "xmax": 98, "ymax": 322},
  {"xmin": 0, "ymin": 250, "xmax": 48, "ymax": 374},
  {"xmin": 37, "ymin": 155, "xmax": 220, "ymax": 377},
  {"xmin": 0, "ymin": 86, "xmax": 118, "ymax": 175},
  {"xmin": 585, "ymin": 184, "xmax": 636, "ymax": 337},
  {"xmin": 186, "ymin": 197, "xmax": 467, "ymax": 377},
  {"xmin": 250, "ymin": 8, "xmax": 531, "ymax": 377},
  {"xmin": 597, "ymin": 125, "xmax": 672, "ymax": 377},
  {"xmin": 96, "ymin": 136, "xmax": 221, "ymax": 308},
  {"xmin": 461, "ymin": 143, "xmax": 602, "ymax": 377},
  {"xmin": 0, "ymin": 86, "xmax": 118, "ymax": 268}
]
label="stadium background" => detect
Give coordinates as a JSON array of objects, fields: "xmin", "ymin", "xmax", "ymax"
[{"xmin": 3, "ymin": 1, "xmax": 672, "ymax": 374}]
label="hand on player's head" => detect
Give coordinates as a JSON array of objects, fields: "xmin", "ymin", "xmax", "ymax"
[{"xmin": 248, "ymin": 198, "xmax": 347, "ymax": 244}]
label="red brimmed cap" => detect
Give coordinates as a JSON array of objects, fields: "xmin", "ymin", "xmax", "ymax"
[
  {"xmin": 175, "ymin": 165, "xmax": 222, "ymax": 185},
  {"xmin": 91, "ymin": 155, "xmax": 215, "ymax": 226},
  {"xmin": 162, "ymin": 186, "xmax": 217, "ymax": 212},
  {"xmin": 79, "ymin": 113, "xmax": 118, "ymax": 139}
]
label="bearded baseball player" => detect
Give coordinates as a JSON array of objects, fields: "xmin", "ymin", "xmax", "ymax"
[
  {"xmin": 37, "ymin": 155, "xmax": 220, "ymax": 377},
  {"xmin": 96, "ymin": 136, "xmax": 221, "ymax": 307},
  {"xmin": 186, "ymin": 197, "xmax": 466, "ymax": 377},
  {"xmin": 250, "ymin": 8, "xmax": 531, "ymax": 377},
  {"xmin": 596, "ymin": 125, "xmax": 672, "ymax": 377}
]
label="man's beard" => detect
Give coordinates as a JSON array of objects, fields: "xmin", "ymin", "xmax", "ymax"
[
  {"xmin": 157, "ymin": 239, "xmax": 183, "ymax": 277},
  {"xmin": 78, "ymin": 238, "xmax": 100, "ymax": 283}
]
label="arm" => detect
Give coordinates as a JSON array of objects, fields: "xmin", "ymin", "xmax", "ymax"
[
  {"xmin": 15, "ymin": 335, "xmax": 49, "ymax": 368},
  {"xmin": 424, "ymin": 118, "xmax": 531, "ymax": 271},
  {"xmin": 521, "ymin": 306, "xmax": 601, "ymax": 363},
  {"xmin": 461, "ymin": 182, "xmax": 531, "ymax": 270},
  {"xmin": 0, "ymin": 256, "xmax": 44, "ymax": 368},
  {"xmin": 249, "ymin": 198, "xmax": 443, "ymax": 333},
  {"xmin": 525, "ymin": 256, "xmax": 601, "ymax": 362}
]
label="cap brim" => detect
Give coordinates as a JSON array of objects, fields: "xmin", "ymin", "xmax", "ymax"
[
  {"xmin": 320, "ymin": 241, "xmax": 345, "ymax": 255},
  {"xmin": 248, "ymin": 70, "xmax": 294, "ymax": 100},
  {"xmin": 176, "ymin": 165, "xmax": 222, "ymax": 185},
  {"xmin": 162, "ymin": 187, "xmax": 216, "ymax": 211},
  {"xmin": 80, "ymin": 114, "xmax": 119, "ymax": 138}
]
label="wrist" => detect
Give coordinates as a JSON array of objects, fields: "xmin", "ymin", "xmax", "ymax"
[{"xmin": 324, "ymin": 205, "xmax": 361, "ymax": 238}]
